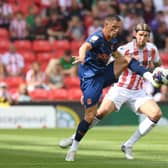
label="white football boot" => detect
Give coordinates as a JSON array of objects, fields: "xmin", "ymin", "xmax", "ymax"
[
  {"xmin": 58, "ymin": 137, "xmax": 73, "ymax": 148},
  {"xmin": 121, "ymin": 145, "xmax": 134, "ymax": 160},
  {"xmin": 65, "ymin": 149, "xmax": 76, "ymax": 161}
]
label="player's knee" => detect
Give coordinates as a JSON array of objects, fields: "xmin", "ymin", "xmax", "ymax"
[
  {"xmin": 97, "ymin": 107, "xmax": 111, "ymax": 118},
  {"xmin": 84, "ymin": 113, "xmax": 96, "ymax": 123},
  {"xmin": 149, "ymin": 109, "xmax": 162, "ymax": 121}
]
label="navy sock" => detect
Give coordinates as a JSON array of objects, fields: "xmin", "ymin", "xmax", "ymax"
[
  {"xmin": 75, "ymin": 119, "xmax": 90, "ymax": 141},
  {"xmin": 128, "ymin": 58, "xmax": 148, "ymax": 76}
]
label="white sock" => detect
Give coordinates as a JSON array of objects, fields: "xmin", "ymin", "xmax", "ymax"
[
  {"xmin": 70, "ymin": 140, "xmax": 79, "ymax": 151},
  {"xmin": 124, "ymin": 117, "xmax": 156, "ymax": 147},
  {"xmin": 71, "ymin": 133, "xmax": 75, "ymax": 139}
]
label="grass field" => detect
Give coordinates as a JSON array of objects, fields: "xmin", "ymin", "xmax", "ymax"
[{"xmin": 0, "ymin": 126, "xmax": 168, "ymax": 168}]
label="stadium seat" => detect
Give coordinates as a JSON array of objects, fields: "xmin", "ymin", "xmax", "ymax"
[
  {"xmin": 37, "ymin": 52, "xmax": 53, "ymax": 63},
  {"xmin": 51, "ymin": 40, "xmax": 70, "ymax": 51},
  {"xmin": 5, "ymin": 76, "xmax": 25, "ymax": 89},
  {"xmin": 29, "ymin": 89, "xmax": 49, "ymax": 101},
  {"xmin": 160, "ymin": 52, "xmax": 168, "ymax": 68},
  {"xmin": 33, "ymin": 40, "xmax": 52, "ymax": 53},
  {"xmin": 0, "ymin": 40, "xmax": 10, "ymax": 53},
  {"xmin": 21, "ymin": 52, "xmax": 36, "ymax": 64},
  {"xmin": 64, "ymin": 76, "xmax": 80, "ymax": 89},
  {"xmin": 70, "ymin": 41, "xmax": 82, "ymax": 55},
  {"xmin": 15, "ymin": 40, "xmax": 32, "ymax": 52},
  {"xmin": 67, "ymin": 88, "xmax": 82, "ymax": 101},
  {"xmin": 0, "ymin": 28, "xmax": 9, "ymax": 40},
  {"xmin": 48, "ymin": 88, "xmax": 68, "ymax": 100},
  {"xmin": 52, "ymin": 50, "xmax": 65, "ymax": 58}
]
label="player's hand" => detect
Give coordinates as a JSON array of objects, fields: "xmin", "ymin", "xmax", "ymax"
[{"xmin": 72, "ymin": 56, "xmax": 85, "ymax": 64}]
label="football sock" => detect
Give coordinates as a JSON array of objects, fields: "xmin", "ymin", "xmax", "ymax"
[
  {"xmin": 70, "ymin": 139, "xmax": 79, "ymax": 151},
  {"xmin": 124, "ymin": 117, "xmax": 157, "ymax": 147},
  {"xmin": 128, "ymin": 58, "xmax": 148, "ymax": 76},
  {"xmin": 74, "ymin": 119, "xmax": 90, "ymax": 141},
  {"xmin": 70, "ymin": 117, "xmax": 101, "ymax": 141}
]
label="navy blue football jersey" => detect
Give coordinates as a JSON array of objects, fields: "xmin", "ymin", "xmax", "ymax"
[{"xmin": 79, "ymin": 30, "xmax": 119, "ymax": 78}]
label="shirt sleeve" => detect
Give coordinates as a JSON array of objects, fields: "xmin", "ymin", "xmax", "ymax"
[{"xmin": 86, "ymin": 34, "xmax": 101, "ymax": 48}]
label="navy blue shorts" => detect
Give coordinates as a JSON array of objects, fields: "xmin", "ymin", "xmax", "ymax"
[{"xmin": 79, "ymin": 62, "xmax": 118, "ymax": 108}]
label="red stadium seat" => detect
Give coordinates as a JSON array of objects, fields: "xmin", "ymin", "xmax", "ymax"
[
  {"xmin": 0, "ymin": 40, "xmax": 10, "ymax": 53},
  {"xmin": 160, "ymin": 52, "xmax": 168, "ymax": 68},
  {"xmin": 21, "ymin": 52, "xmax": 36, "ymax": 64},
  {"xmin": 67, "ymin": 88, "xmax": 82, "ymax": 101},
  {"xmin": 29, "ymin": 89, "xmax": 49, "ymax": 100},
  {"xmin": 5, "ymin": 76, "xmax": 25, "ymax": 89},
  {"xmin": 70, "ymin": 41, "xmax": 82, "ymax": 55},
  {"xmin": 51, "ymin": 40, "xmax": 70, "ymax": 51},
  {"xmin": 64, "ymin": 76, "xmax": 80, "ymax": 89},
  {"xmin": 0, "ymin": 28, "xmax": 9, "ymax": 40},
  {"xmin": 48, "ymin": 88, "xmax": 68, "ymax": 100},
  {"xmin": 15, "ymin": 40, "xmax": 32, "ymax": 52},
  {"xmin": 33, "ymin": 40, "xmax": 52, "ymax": 52},
  {"xmin": 37, "ymin": 52, "xmax": 53, "ymax": 63}
]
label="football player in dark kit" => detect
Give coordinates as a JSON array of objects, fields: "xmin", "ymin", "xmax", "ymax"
[{"xmin": 65, "ymin": 15, "xmax": 157, "ymax": 161}]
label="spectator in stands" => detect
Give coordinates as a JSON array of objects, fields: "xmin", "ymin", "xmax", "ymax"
[
  {"xmin": 9, "ymin": 11, "xmax": 29, "ymax": 41},
  {"xmin": 0, "ymin": 81, "xmax": 12, "ymax": 106},
  {"xmin": 143, "ymin": 0, "xmax": 155, "ymax": 24},
  {"xmin": 45, "ymin": 59, "xmax": 64, "ymax": 89},
  {"xmin": 1, "ymin": 43, "xmax": 24, "ymax": 76},
  {"xmin": 29, "ymin": 14, "xmax": 47, "ymax": 40},
  {"xmin": 45, "ymin": 0, "xmax": 62, "ymax": 18},
  {"xmin": 0, "ymin": 60, "xmax": 6, "ymax": 80},
  {"xmin": 92, "ymin": 0, "xmax": 110, "ymax": 19},
  {"xmin": 153, "ymin": 21, "xmax": 168, "ymax": 49},
  {"xmin": 154, "ymin": 84, "xmax": 168, "ymax": 102},
  {"xmin": 150, "ymin": 11, "xmax": 165, "ymax": 32},
  {"xmin": 13, "ymin": 83, "xmax": 31, "ymax": 102},
  {"xmin": 0, "ymin": 0, "xmax": 13, "ymax": 29},
  {"xmin": 59, "ymin": 50, "xmax": 77, "ymax": 77},
  {"xmin": 79, "ymin": 0, "xmax": 96, "ymax": 12},
  {"xmin": 26, "ymin": 6, "xmax": 36, "ymax": 29},
  {"xmin": 26, "ymin": 61, "xmax": 48, "ymax": 91},
  {"xmin": 87, "ymin": 17, "xmax": 102, "ymax": 35},
  {"xmin": 46, "ymin": 11, "xmax": 67, "ymax": 40},
  {"xmin": 66, "ymin": 15, "xmax": 85, "ymax": 41}
]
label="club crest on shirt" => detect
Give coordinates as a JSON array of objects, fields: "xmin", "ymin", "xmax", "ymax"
[
  {"xmin": 87, "ymin": 98, "xmax": 92, "ymax": 105},
  {"xmin": 89, "ymin": 35, "xmax": 99, "ymax": 42}
]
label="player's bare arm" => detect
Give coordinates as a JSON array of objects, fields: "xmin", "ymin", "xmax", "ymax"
[{"xmin": 72, "ymin": 42, "xmax": 92, "ymax": 64}]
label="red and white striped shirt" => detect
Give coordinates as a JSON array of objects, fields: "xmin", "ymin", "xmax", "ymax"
[{"xmin": 116, "ymin": 40, "xmax": 160, "ymax": 90}]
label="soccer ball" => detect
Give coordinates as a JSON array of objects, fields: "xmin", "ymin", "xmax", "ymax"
[{"xmin": 153, "ymin": 67, "xmax": 168, "ymax": 85}]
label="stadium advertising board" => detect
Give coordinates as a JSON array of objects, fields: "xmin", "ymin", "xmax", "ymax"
[{"xmin": 0, "ymin": 106, "xmax": 56, "ymax": 128}]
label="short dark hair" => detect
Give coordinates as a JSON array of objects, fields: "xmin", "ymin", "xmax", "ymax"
[{"xmin": 105, "ymin": 14, "xmax": 121, "ymax": 22}]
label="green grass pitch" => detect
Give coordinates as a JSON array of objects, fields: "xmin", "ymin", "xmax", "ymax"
[{"xmin": 0, "ymin": 126, "xmax": 168, "ymax": 168}]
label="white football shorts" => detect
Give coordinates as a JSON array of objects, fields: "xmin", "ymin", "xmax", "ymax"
[{"xmin": 104, "ymin": 86, "xmax": 153, "ymax": 113}]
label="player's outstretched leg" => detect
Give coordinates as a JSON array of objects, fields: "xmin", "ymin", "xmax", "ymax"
[{"xmin": 121, "ymin": 117, "xmax": 160, "ymax": 160}]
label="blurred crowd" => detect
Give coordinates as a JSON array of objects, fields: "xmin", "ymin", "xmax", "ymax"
[{"xmin": 0, "ymin": 0, "xmax": 168, "ymax": 105}]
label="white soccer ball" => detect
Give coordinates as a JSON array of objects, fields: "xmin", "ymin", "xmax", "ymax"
[{"xmin": 153, "ymin": 67, "xmax": 168, "ymax": 85}]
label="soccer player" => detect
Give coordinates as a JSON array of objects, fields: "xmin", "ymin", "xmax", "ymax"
[{"xmin": 64, "ymin": 16, "xmax": 158, "ymax": 161}]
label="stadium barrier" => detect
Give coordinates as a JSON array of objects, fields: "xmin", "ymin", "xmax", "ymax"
[{"xmin": 0, "ymin": 101, "xmax": 168, "ymax": 128}]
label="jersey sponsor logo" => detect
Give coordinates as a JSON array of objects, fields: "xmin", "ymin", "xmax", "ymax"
[{"xmin": 89, "ymin": 35, "xmax": 99, "ymax": 42}]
